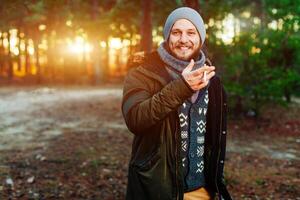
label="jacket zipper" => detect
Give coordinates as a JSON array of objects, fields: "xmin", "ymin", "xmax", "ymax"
[
  {"xmin": 175, "ymin": 114, "xmax": 180, "ymax": 200},
  {"xmin": 215, "ymin": 85, "xmax": 223, "ymax": 198}
]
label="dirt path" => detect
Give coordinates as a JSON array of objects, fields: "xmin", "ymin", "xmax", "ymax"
[
  {"xmin": 0, "ymin": 86, "xmax": 299, "ymax": 199},
  {"xmin": 0, "ymin": 86, "xmax": 299, "ymax": 159},
  {"xmin": 0, "ymin": 86, "xmax": 124, "ymax": 151}
]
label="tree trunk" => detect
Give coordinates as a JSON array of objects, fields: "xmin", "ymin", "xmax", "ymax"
[
  {"xmin": 90, "ymin": 0, "xmax": 102, "ymax": 84},
  {"xmin": 104, "ymin": 37, "xmax": 109, "ymax": 81},
  {"xmin": 46, "ymin": 31, "xmax": 56, "ymax": 82},
  {"xmin": 7, "ymin": 31, "xmax": 13, "ymax": 80},
  {"xmin": 92, "ymin": 0, "xmax": 98, "ymax": 20},
  {"xmin": 129, "ymin": 30, "xmax": 133, "ymax": 57},
  {"xmin": 140, "ymin": 0, "xmax": 152, "ymax": 53},
  {"xmin": 259, "ymin": 0, "xmax": 267, "ymax": 30},
  {"xmin": 0, "ymin": 32, "xmax": 4, "ymax": 75},
  {"xmin": 183, "ymin": 0, "xmax": 199, "ymax": 11},
  {"xmin": 17, "ymin": 29, "xmax": 22, "ymax": 71},
  {"xmin": 282, "ymin": 42, "xmax": 293, "ymax": 103},
  {"xmin": 33, "ymin": 38, "xmax": 41, "ymax": 83},
  {"xmin": 91, "ymin": 38, "xmax": 102, "ymax": 84},
  {"xmin": 24, "ymin": 38, "xmax": 31, "ymax": 76}
]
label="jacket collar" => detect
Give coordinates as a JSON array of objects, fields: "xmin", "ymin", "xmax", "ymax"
[{"xmin": 137, "ymin": 51, "xmax": 173, "ymax": 85}]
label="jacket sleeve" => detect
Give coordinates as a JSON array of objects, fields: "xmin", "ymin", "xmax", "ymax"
[{"xmin": 122, "ymin": 68, "xmax": 194, "ymax": 134}]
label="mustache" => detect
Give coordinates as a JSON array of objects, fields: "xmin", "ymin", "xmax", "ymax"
[{"xmin": 175, "ymin": 42, "xmax": 193, "ymax": 48}]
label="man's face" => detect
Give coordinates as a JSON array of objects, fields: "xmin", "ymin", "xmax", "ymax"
[{"xmin": 168, "ymin": 19, "xmax": 201, "ymax": 61}]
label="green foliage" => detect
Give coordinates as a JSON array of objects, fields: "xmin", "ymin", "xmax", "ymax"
[
  {"xmin": 0, "ymin": 0, "xmax": 299, "ymax": 114},
  {"xmin": 223, "ymin": 30, "xmax": 300, "ymax": 115},
  {"xmin": 204, "ymin": 0, "xmax": 300, "ymax": 116}
]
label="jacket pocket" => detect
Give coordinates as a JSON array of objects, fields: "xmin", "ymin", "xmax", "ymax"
[
  {"xmin": 133, "ymin": 149, "xmax": 161, "ymax": 172},
  {"xmin": 128, "ymin": 149, "xmax": 172, "ymax": 200}
]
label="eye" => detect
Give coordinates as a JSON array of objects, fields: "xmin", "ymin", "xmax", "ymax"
[
  {"xmin": 171, "ymin": 30, "xmax": 180, "ymax": 36},
  {"xmin": 188, "ymin": 31, "xmax": 196, "ymax": 36}
]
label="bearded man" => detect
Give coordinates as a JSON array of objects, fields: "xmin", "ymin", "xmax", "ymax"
[{"xmin": 122, "ymin": 7, "xmax": 232, "ymax": 200}]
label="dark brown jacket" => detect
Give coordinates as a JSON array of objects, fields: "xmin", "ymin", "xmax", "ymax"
[{"xmin": 122, "ymin": 52, "xmax": 232, "ymax": 200}]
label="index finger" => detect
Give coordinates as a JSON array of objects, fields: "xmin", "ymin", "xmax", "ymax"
[{"xmin": 190, "ymin": 66, "xmax": 215, "ymax": 76}]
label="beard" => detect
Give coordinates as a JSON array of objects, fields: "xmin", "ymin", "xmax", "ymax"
[{"xmin": 167, "ymin": 41, "xmax": 201, "ymax": 61}]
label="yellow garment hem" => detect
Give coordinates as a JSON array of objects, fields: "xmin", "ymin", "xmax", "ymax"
[{"xmin": 183, "ymin": 187, "xmax": 211, "ymax": 200}]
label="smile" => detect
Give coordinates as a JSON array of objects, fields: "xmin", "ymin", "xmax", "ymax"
[{"xmin": 177, "ymin": 46, "xmax": 191, "ymax": 50}]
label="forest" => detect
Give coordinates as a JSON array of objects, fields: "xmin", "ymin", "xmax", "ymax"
[{"xmin": 0, "ymin": 0, "xmax": 299, "ymax": 199}]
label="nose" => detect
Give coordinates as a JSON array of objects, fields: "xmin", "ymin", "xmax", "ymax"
[{"xmin": 179, "ymin": 32, "xmax": 188, "ymax": 43}]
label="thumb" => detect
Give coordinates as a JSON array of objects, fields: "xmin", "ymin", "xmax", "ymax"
[{"xmin": 183, "ymin": 59, "xmax": 194, "ymax": 73}]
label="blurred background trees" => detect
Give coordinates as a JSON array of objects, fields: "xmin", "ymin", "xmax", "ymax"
[{"xmin": 0, "ymin": 0, "xmax": 299, "ymax": 117}]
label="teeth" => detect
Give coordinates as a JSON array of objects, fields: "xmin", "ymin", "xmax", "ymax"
[{"xmin": 180, "ymin": 47, "xmax": 189, "ymax": 50}]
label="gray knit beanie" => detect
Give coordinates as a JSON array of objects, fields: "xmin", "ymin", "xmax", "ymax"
[{"xmin": 163, "ymin": 7, "xmax": 206, "ymax": 45}]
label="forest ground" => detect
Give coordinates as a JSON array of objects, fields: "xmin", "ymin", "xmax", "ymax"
[{"xmin": 0, "ymin": 85, "xmax": 299, "ymax": 200}]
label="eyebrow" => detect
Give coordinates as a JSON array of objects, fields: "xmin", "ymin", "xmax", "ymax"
[{"xmin": 171, "ymin": 28, "xmax": 197, "ymax": 31}]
